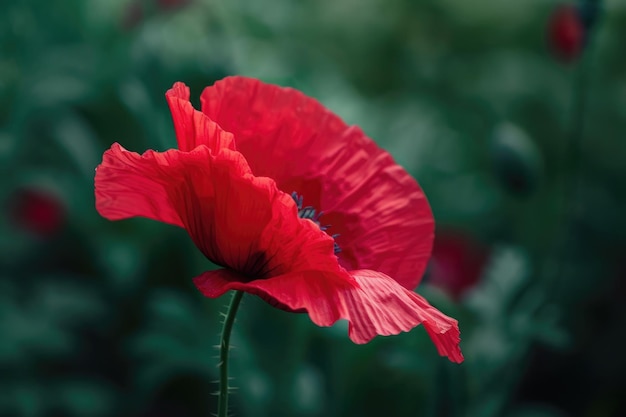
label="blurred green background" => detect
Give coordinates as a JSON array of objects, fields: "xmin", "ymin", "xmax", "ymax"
[{"xmin": 1, "ymin": 0, "xmax": 625, "ymax": 416}]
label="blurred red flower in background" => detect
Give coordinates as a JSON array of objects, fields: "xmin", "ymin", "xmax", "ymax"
[
  {"xmin": 548, "ymin": 4, "xmax": 585, "ymax": 62},
  {"xmin": 95, "ymin": 76, "xmax": 463, "ymax": 362},
  {"xmin": 8, "ymin": 188, "xmax": 65, "ymax": 237},
  {"xmin": 428, "ymin": 231, "xmax": 489, "ymax": 301}
]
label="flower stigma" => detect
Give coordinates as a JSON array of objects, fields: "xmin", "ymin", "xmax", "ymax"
[{"xmin": 291, "ymin": 192, "xmax": 341, "ymax": 254}]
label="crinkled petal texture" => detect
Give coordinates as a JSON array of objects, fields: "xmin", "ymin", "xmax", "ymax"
[
  {"xmin": 96, "ymin": 143, "xmax": 348, "ymax": 283},
  {"xmin": 166, "ymin": 82, "xmax": 236, "ymax": 153},
  {"xmin": 94, "ymin": 80, "xmax": 462, "ymax": 363},
  {"xmin": 200, "ymin": 76, "xmax": 434, "ymax": 290},
  {"xmin": 194, "ymin": 268, "xmax": 462, "ymax": 362}
]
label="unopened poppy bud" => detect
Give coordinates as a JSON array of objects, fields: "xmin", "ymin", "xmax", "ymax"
[
  {"xmin": 548, "ymin": 4, "xmax": 585, "ymax": 62},
  {"xmin": 490, "ymin": 122, "xmax": 543, "ymax": 197}
]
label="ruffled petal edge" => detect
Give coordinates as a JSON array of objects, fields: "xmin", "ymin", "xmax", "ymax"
[
  {"xmin": 166, "ymin": 82, "xmax": 236, "ymax": 153},
  {"xmin": 193, "ymin": 268, "xmax": 463, "ymax": 363}
]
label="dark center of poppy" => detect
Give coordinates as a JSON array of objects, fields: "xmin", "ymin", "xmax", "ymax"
[{"xmin": 291, "ymin": 192, "xmax": 341, "ymax": 255}]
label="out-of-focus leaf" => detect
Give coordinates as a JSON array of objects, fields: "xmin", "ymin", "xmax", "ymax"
[
  {"xmin": 491, "ymin": 122, "xmax": 543, "ymax": 196},
  {"xmin": 97, "ymin": 237, "xmax": 146, "ymax": 293},
  {"xmin": 31, "ymin": 279, "xmax": 106, "ymax": 325},
  {"xmin": 129, "ymin": 289, "xmax": 220, "ymax": 402},
  {"xmin": 0, "ymin": 302, "xmax": 75, "ymax": 362},
  {"xmin": 291, "ymin": 364, "xmax": 326, "ymax": 415},
  {"xmin": 237, "ymin": 369, "xmax": 273, "ymax": 416},
  {"xmin": 0, "ymin": 277, "xmax": 108, "ymax": 367},
  {"xmin": 28, "ymin": 75, "xmax": 92, "ymax": 107},
  {"xmin": 51, "ymin": 111, "xmax": 101, "ymax": 179},
  {"xmin": 466, "ymin": 245, "xmax": 531, "ymax": 318}
]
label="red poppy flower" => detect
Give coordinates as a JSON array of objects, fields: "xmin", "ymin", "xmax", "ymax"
[
  {"xmin": 9, "ymin": 188, "xmax": 65, "ymax": 236},
  {"xmin": 428, "ymin": 230, "xmax": 489, "ymax": 301},
  {"xmin": 95, "ymin": 76, "xmax": 463, "ymax": 363}
]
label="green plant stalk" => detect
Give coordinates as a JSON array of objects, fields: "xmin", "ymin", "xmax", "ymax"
[
  {"xmin": 552, "ymin": 2, "xmax": 600, "ymax": 299},
  {"xmin": 217, "ymin": 290, "xmax": 244, "ymax": 417}
]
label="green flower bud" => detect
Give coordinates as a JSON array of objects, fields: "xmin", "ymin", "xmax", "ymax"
[{"xmin": 490, "ymin": 122, "xmax": 543, "ymax": 196}]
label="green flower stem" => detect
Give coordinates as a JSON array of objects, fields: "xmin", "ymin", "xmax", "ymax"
[
  {"xmin": 552, "ymin": 1, "xmax": 600, "ymax": 298},
  {"xmin": 217, "ymin": 290, "xmax": 244, "ymax": 417}
]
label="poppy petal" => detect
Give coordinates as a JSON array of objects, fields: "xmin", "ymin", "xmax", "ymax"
[
  {"xmin": 199, "ymin": 76, "xmax": 346, "ymax": 183},
  {"xmin": 200, "ymin": 76, "xmax": 433, "ymax": 290},
  {"xmin": 165, "ymin": 82, "xmax": 236, "ymax": 153},
  {"xmin": 318, "ymin": 135, "xmax": 434, "ymax": 291},
  {"xmin": 96, "ymin": 143, "xmax": 345, "ymax": 280},
  {"xmin": 95, "ymin": 143, "xmax": 184, "ymax": 227},
  {"xmin": 193, "ymin": 268, "xmax": 352, "ymax": 318},
  {"xmin": 345, "ymin": 270, "xmax": 462, "ymax": 363},
  {"xmin": 95, "ymin": 143, "xmax": 271, "ymax": 273},
  {"xmin": 193, "ymin": 269, "xmax": 462, "ymax": 363}
]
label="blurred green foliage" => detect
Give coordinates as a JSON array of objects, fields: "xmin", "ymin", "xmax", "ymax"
[{"xmin": 1, "ymin": 0, "xmax": 626, "ymax": 416}]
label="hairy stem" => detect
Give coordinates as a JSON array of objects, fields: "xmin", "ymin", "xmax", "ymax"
[{"xmin": 217, "ymin": 290, "xmax": 244, "ymax": 417}]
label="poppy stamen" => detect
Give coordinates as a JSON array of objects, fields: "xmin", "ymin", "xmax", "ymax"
[{"xmin": 291, "ymin": 192, "xmax": 341, "ymax": 254}]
